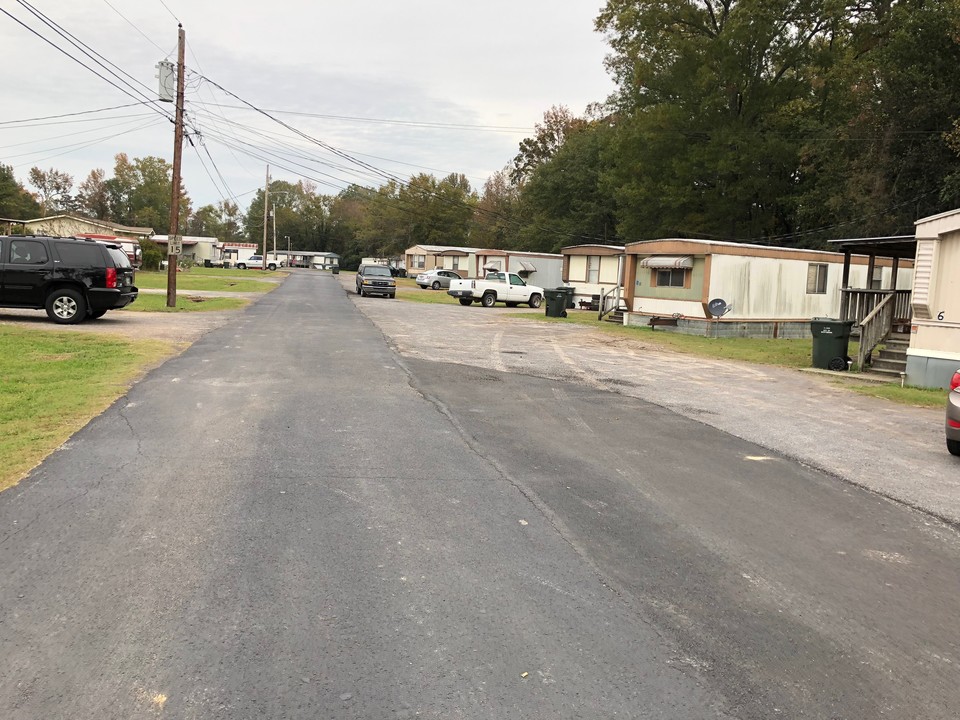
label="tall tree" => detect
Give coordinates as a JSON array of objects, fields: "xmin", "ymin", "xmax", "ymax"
[
  {"xmin": 471, "ymin": 169, "xmax": 520, "ymax": 248},
  {"xmin": 77, "ymin": 169, "xmax": 110, "ymax": 219},
  {"xmin": 595, "ymin": 0, "xmax": 960, "ymax": 243},
  {"xmin": 0, "ymin": 164, "xmax": 40, "ymax": 219},
  {"xmin": 516, "ymin": 119, "xmax": 620, "ymax": 251},
  {"xmin": 511, "ymin": 106, "xmax": 586, "ymax": 185},
  {"xmin": 28, "ymin": 167, "xmax": 74, "ymax": 215},
  {"xmin": 105, "ymin": 153, "xmax": 191, "ymax": 231}
]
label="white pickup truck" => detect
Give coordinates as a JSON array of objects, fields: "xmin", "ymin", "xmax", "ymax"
[
  {"xmin": 236, "ymin": 254, "xmax": 285, "ymax": 270},
  {"xmin": 447, "ymin": 271, "xmax": 544, "ymax": 308}
]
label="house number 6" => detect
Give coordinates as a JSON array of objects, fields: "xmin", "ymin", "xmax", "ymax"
[{"xmin": 938, "ymin": 311, "xmax": 945, "ymax": 320}]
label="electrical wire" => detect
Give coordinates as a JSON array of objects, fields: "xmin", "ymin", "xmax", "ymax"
[
  {"xmin": 0, "ymin": 113, "xmax": 158, "ymax": 151},
  {"xmin": 11, "ymin": 117, "xmax": 164, "ymax": 169},
  {"xmin": 193, "ymin": 100, "xmax": 534, "ymax": 133},
  {"xmin": 0, "ymin": 102, "xmax": 151, "ymax": 126},
  {"xmin": 101, "ymin": 0, "xmax": 167, "ymax": 54},
  {"xmin": 8, "ymin": 1, "xmax": 174, "ymax": 122}
]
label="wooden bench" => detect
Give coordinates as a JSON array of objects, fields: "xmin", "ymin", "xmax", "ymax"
[{"xmin": 648, "ymin": 316, "xmax": 679, "ymax": 330}]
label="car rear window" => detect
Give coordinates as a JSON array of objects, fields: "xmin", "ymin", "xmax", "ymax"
[
  {"xmin": 106, "ymin": 247, "xmax": 132, "ymax": 268},
  {"xmin": 54, "ymin": 242, "xmax": 103, "ymax": 266}
]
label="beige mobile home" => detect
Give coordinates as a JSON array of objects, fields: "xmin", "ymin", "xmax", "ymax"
[
  {"xmin": 561, "ymin": 244, "xmax": 625, "ymax": 305},
  {"xmin": 907, "ymin": 209, "xmax": 960, "ymax": 388},
  {"xmin": 404, "ymin": 245, "xmax": 479, "ymax": 277},
  {"xmin": 622, "ymin": 238, "xmax": 912, "ymax": 338},
  {"xmin": 21, "ymin": 214, "xmax": 153, "ymax": 241}
]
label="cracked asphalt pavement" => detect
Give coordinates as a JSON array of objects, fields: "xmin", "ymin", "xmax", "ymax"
[{"xmin": 1, "ymin": 271, "xmax": 958, "ymax": 719}]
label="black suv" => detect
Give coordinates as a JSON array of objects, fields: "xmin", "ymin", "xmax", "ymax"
[{"xmin": 0, "ymin": 235, "xmax": 138, "ymax": 324}]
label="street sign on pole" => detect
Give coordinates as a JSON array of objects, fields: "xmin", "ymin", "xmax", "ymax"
[{"xmin": 168, "ymin": 236, "xmax": 183, "ymax": 256}]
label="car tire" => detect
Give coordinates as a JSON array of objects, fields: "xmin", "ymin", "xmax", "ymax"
[
  {"xmin": 46, "ymin": 288, "xmax": 87, "ymax": 324},
  {"xmin": 458, "ymin": 298, "xmax": 472, "ymax": 306},
  {"xmin": 949, "ymin": 439, "xmax": 960, "ymax": 457},
  {"xmin": 237, "ymin": 263, "xmax": 247, "ymax": 270},
  {"xmin": 481, "ymin": 292, "xmax": 497, "ymax": 308},
  {"xmin": 268, "ymin": 263, "xmax": 277, "ymax": 271},
  {"xmin": 431, "ymin": 281, "xmax": 441, "ymax": 290},
  {"xmin": 528, "ymin": 294, "xmax": 542, "ymax": 309},
  {"xmin": 87, "ymin": 308, "xmax": 107, "ymax": 319}
]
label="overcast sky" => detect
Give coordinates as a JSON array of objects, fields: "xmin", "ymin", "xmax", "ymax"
[{"xmin": 2, "ymin": 0, "xmax": 616, "ymax": 213}]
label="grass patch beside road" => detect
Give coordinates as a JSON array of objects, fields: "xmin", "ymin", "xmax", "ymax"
[
  {"xmin": 519, "ymin": 310, "xmax": 826, "ymax": 367},
  {"xmin": 135, "ymin": 270, "xmax": 276, "ymax": 293},
  {"xmin": 396, "ymin": 278, "xmax": 461, "ymax": 304},
  {"xmin": 841, "ymin": 383, "xmax": 944, "ymax": 408},
  {"xmin": 0, "ymin": 327, "xmax": 173, "ymax": 492},
  {"xmin": 120, "ymin": 294, "xmax": 249, "ymax": 312},
  {"xmin": 517, "ymin": 310, "xmax": 944, "ymax": 408}
]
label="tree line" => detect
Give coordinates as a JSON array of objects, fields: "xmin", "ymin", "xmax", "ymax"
[{"xmin": 3, "ymin": 0, "xmax": 959, "ymax": 264}]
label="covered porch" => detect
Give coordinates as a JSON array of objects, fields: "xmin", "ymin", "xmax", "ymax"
[{"xmin": 828, "ymin": 236, "xmax": 916, "ymax": 372}]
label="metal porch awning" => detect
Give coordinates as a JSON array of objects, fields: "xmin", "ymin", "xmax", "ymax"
[
  {"xmin": 639, "ymin": 255, "xmax": 693, "ymax": 269},
  {"xmin": 516, "ymin": 260, "xmax": 537, "ymax": 273}
]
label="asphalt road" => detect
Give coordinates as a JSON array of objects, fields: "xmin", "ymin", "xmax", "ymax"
[{"xmin": 1, "ymin": 272, "xmax": 958, "ymax": 719}]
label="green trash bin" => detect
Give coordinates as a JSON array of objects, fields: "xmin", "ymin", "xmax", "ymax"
[
  {"xmin": 810, "ymin": 318, "xmax": 853, "ymax": 371},
  {"xmin": 332, "ymin": 266, "xmax": 339, "ymax": 275},
  {"xmin": 556, "ymin": 286, "xmax": 575, "ymax": 309},
  {"xmin": 544, "ymin": 289, "xmax": 568, "ymax": 318}
]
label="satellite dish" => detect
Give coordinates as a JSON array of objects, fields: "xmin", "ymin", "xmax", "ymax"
[{"xmin": 707, "ymin": 298, "xmax": 728, "ymax": 318}]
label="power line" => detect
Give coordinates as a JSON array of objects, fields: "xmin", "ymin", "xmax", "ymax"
[
  {"xmin": 1, "ymin": 5, "xmax": 173, "ymax": 123},
  {"xmin": 101, "ymin": 0, "xmax": 167, "ymax": 54},
  {"xmin": 0, "ymin": 102, "xmax": 151, "ymax": 126},
  {"xmin": 157, "ymin": 0, "xmax": 181, "ymax": 24},
  {"xmin": 11, "ymin": 117, "xmax": 164, "ymax": 169},
  {"xmin": 0, "ymin": 114, "xmax": 159, "ymax": 151},
  {"xmin": 192, "ymin": 97, "xmax": 534, "ymax": 134}
]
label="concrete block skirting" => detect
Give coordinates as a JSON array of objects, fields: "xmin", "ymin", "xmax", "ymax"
[{"xmin": 624, "ymin": 314, "xmax": 813, "ymax": 339}]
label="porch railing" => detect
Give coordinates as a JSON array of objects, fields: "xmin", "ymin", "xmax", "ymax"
[
  {"xmin": 840, "ymin": 289, "xmax": 912, "ymax": 326},
  {"xmin": 598, "ymin": 286, "xmax": 624, "ymax": 320},
  {"xmin": 857, "ymin": 292, "xmax": 898, "ymax": 371}
]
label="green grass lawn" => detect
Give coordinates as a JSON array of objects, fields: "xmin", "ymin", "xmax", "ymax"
[
  {"xmin": 119, "ymin": 294, "xmax": 250, "ymax": 312},
  {"xmin": 0, "ymin": 327, "xmax": 174, "ymax": 492},
  {"xmin": 395, "ymin": 278, "xmax": 462, "ymax": 304},
  {"xmin": 135, "ymin": 270, "xmax": 278, "ymax": 293}
]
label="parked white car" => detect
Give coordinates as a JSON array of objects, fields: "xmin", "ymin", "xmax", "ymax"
[
  {"xmin": 416, "ymin": 269, "xmax": 462, "ymax": 290},
  {"xmin": 447, "ymin": 271, "xmax": 543, "ymax": 308}
]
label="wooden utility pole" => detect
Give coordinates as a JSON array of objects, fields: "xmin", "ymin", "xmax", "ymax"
[
  {"xmin": 262, "ymin": 165, "xmax": 270, "ymax": 267},
  {"xmin": 166, "ymin": 24, "xmax": 185, "ymax": 308}
]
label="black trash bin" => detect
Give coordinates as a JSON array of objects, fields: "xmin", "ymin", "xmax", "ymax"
[
  {"xmin": 332, "ymin": 267, "xmax": 340, "ymax": 275},
  {"xmin": 203, "ymin": 259, "xmax": 212, "ymax": 268},
  {"xmin": 222, "ymin": 261, "xmax": 230, "ymax": 269},
  {"xmin": 544, "ymin": 289, "xmax": 568, "ymax": 318},
  {"xmin": 556, "ymin": 286, "xmax": 575, "ymax": 309},
  {"xmin": 810, "ymin": 318, "xmax": 853, "ymax": 370}
]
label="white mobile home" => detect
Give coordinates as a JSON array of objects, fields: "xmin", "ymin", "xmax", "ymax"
[
  {"xmin": 622, "ymin": 238, "xmax": 913, "ymax": 338},
  {"xmin": 906, "ymin": 209, "xmax": 960, "ymax": 388},
  {"xmin": 474, "ymin": 250, "xmax": 564, "ymax": 288}
]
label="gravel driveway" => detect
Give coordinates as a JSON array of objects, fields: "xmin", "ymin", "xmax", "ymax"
[{"xmin": 342, "ymin": 276, "xmax": 960, "ymax": 525}]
